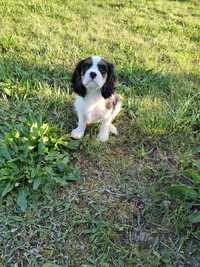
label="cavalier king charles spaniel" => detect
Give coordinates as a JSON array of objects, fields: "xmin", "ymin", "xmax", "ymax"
[{"xmin": 71, "ymin": 55, "xmax": 121, "ymax": 142}]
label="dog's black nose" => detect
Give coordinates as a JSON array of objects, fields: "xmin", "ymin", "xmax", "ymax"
[{"xmin": 90, "ymin": 72, "xmax": 97, "ymax": 79}]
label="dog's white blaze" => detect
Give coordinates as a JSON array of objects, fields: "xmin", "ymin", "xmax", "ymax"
[
  {"xmin": 91, "ymin": 55, "xmax": 102, "ymax": 65},
  {"xmin": 82, "ymin": 56, "xmax": 106, "ymax": 90}
]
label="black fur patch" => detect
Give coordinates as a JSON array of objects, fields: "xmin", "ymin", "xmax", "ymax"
[
  {"xmin": 71, "ymin": 60, "xmax": 87, "ymax": 97},
  {"xmin": 101, "ymin": 63, "xmax": 116, "ymax": 99},
  {"xmin": 82, "ymin": 62, "xmax": 92, "ymax": 75}
]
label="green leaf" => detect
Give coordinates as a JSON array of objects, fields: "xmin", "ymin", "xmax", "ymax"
[
  {"xmin": 38, "ymin": 141, "xmax": 45, "ymax": 155},
  {"xmin": 67, "ymin": 140, "xmax": 80, "ymax": 150},
  {"xmin": 167, "ymin": 184, "xmax": 199, "ymax": 200},
  {"xmin": 33, "ymin": 177, "xmax": 42, "ymax": 190},
  {"xmin": 189, "ymin": 212, "xmax": 200, "ymax": 223},
  {"xmin": 192, "ymin": 146, "xmax": 200, "ymax": 154},
  {"xmin": 0, "ymin": 144, "xmax": 11, "ymax": 160},
  {"xmin": 4, "ymin": 88, "xmax": 11, "ymax": 96},
  {"xmin": 56, "ymin": 155, "xmax": 69, "ymax": 172},
  {"xmin": 193, "ymin": 229, "xmax": 200, "ymax": 239},
  {"xmin": 190, "ymin": 171, "xmax": 200, "ymax": 183},
  {"xmin": 46, "ymin": 151, "xmax": 60, "ymax": 161},
  {"xmin": 51, "ymin": 176, "xmax": 68, "ymax": 186},
  {"xmin": 64, "ymin": 169, "xmax": 81, "ymax": 181},
  {"xmin": 42, "ymin": 263, "xmax": 58, "ymax": 267},
  {"xmin": 21, "ymin": 144, "xmax": 29, "ymax": 159},
  {"xmin": 184, "ymin": 170, "xmax": 200, "ymax": 183},
  {"xmin": 193, "ymin": 160, "xmax": 200, "ymax": 171},
  {"xmin": 1, "ymin": 182, "xmax": 14, "ymax": 197},
  {"xmin": 17, "ymin": 186, "xmax": 29, "ymax": 212}
]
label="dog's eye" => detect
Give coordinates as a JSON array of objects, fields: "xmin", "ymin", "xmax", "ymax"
[
  {"xmin": 81, "ymin": 62, "xmax": 92, "ymax": 74},
  {"xmin": 98, "ymin": 64, "xmax": 107, "ymax": 74},
  {"xmin": 82, "ymin": 63, "xmax": 91, "ymax": 69}
]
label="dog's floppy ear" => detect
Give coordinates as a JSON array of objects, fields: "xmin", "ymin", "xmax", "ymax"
[
  {"xmin": 71, "ymin": 60, "xmax": 86, "ymax": 97},
  {"xmin": 101, "ymin": 63, "xmax": 116, "ymax": 99}
]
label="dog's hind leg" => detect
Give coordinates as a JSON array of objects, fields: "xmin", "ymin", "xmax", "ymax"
[
  {"xmin": 97, "ymin": 99, "xmax": 121, "ymax": 142},
  {"xmin": 109, "ymin": 99, "xmax": 121, "ymax": 135}
]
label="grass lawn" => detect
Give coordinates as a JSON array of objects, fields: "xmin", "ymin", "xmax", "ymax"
[{"xmin": 0, "ymin": 0, "xmax": 200, "ymax": 266}]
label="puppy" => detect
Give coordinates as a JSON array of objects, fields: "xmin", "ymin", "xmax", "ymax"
[{"xmin": 71, "ymin": 55, "xmax": 121, "ymax": 142}]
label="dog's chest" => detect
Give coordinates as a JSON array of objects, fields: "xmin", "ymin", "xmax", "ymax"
[{"xmin": 84, "ymin": 97, "xmax": 109, "ymax": 123}]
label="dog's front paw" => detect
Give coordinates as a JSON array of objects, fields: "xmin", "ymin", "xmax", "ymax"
[
  {"xmin": 110, "ymin": 124, "xmax": 118, "ymax": 135},
  {"xmin": 97, "ymin": 132, "xmax": 109, "ymax": 142},
  {"xmin": 71, "ymin": 128, "xmax": 84, "ymax": 139}
]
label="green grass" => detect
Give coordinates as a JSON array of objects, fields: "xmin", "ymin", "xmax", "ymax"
[{"xmin": 0, "ymin": 0, "xmax": 200, "ymax": 266}]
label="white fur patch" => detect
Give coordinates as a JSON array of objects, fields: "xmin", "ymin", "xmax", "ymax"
[
  {"xmin": 71, "ymin": 92, "xmax": 121, "ymax": 141},
  {"xmin": 74, "ymin": 91, "xmax": 112, "ymax": 124}
]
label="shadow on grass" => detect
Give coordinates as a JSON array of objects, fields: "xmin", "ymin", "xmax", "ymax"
[
  {"xmin": 118, "ymin": 66, "xmax": 200, "ymax": 96},
  {"xmin": 0, "ymin": 56, "xmax": 76, "ymax": 132},
  {"xmin": 0, "ymin": 56, "xmax": 71, "ymax": 89},
  {"xmin": 0, "ymin": 55, "xmax": 199, "ymax": 133},
  {"xmin": 1, "ymin": 55, "xmax": 200, "ymax": 96}
]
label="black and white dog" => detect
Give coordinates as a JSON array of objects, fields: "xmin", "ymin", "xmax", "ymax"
[{"xmin": 71, "ymin": 55, "xmax": 121, "ymax": 142}]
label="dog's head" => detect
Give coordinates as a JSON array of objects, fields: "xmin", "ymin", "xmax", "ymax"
[{"xmin": 71, "ymin": 55, "xmax": 116, "ymax": 98}]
